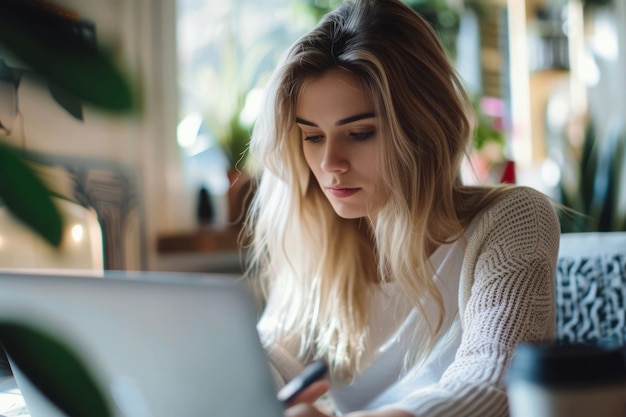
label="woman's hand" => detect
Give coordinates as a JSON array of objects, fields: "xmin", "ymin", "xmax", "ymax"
[
  {"xmin": 285, "ymin": 403, "xmax": 332, "ymax": 417},
  {"xmin": 286, "ymin": 404, "xmax": 414, "ymax": 417},
  {"xmin": 346, "ymin": 409, "xmax": 415, "ymax": 417},
  {"xmin": 283, "ymin": 380, "xmax": 414, "ymax": 417},
  {"xmin": 284, "ymin": 380, "xmax": 332, "ymax": 417}
]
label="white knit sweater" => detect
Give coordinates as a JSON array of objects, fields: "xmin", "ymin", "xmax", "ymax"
[{"xmin": 258, "ymin": 186, "xmax": 561, "ymax": 416}]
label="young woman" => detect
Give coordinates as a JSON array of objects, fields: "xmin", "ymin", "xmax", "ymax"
[{"xmin": 242, "ymin": 0, "xmax": 561, "ymax": 416}]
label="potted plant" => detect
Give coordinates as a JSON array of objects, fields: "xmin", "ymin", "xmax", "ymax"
[
  {"xmin": 0, "ymin": 0, "xmax": 134, "ymax": 246},
  {"xmin": 221, "ymin": 108, "xmax": 255, "ymax": 224},
  {"xmin": 559, "ymin": 119, "xmax": 626, "ymax": 232},
  {"xmin": 0, "ymin": 1, "xmax": 136, "ymax": 416},
  {"xmin": 194, "ymin": 21, "xmax": 275, "ymax": 225}
]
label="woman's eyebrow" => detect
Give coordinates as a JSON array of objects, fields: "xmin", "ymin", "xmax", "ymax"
[
  {"xmin": 336, "ymin": 112, "xmax": 375, "ymax": 126},
  {"xmin": 295, "ymin": 112, "xmax": 376, "ymax": 127},
  {"xmin": 295, "ymin": 117, "xmax": 317, "ymax": 126}
]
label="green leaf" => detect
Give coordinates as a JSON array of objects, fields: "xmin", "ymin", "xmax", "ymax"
[
  {"xmin": 579, "ymin": 122, "xmax": 598, "ymax": 218},
  {"xmin": 49, "ymin": 83, "xmax": 84, "ymax": 121},
  {"xmin": 0, "ymin": 142, "xmax": 63, "ymax": 247},
  {"xmin": 609, "ymin": 128, "xmax": 626, "ymax": 231},
  {"xmin": 0, "ymin": 320, "xmax": 112, "ymax": 417},
  {"xmin": 0, "ymin": 0, "xmax": 134, "ymax": 113},
  {"xmin": 583, "ymin": 0, "xmax": 613, "ymax": 9}
]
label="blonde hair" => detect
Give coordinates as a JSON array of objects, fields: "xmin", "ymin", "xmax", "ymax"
[{"xmin": 243, "ymin": 0, "xmax": 510, "ymax": 381}]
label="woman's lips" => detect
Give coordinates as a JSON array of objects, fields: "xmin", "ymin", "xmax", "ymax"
[{"xmin": 326, "ymin": 187, "xmax": 360, "ymax": 198}]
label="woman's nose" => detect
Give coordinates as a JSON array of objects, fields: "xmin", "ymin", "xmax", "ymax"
[{"xmin": 320, "ymin": 140, "xmax": 350, "ymax": 173}]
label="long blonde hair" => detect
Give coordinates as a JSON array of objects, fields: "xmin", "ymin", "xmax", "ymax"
[{"xmin": 243, "ymin": 0, "xmax": 509, "ymax": 380}]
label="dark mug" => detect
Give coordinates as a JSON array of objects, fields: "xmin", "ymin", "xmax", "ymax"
[{"xmin": 506, "ymin": 342, "xmax": 626, "ymax": 417}]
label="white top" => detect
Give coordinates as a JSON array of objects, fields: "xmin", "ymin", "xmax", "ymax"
[{"xmin": 258, "ymin": 186, "xmax": 561, "ymax": 417}]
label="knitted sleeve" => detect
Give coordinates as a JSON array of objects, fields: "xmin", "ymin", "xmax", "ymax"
[{"xmin": 391, "ymin": 186, "xmax": 561, "ymax": 417}]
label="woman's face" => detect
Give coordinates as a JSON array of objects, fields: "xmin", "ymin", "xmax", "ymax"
[{"xmin": 296, "ymin": 69, "xmax": 380, "ymax": 219}]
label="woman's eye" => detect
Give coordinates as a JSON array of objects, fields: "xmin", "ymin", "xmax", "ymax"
[
  {"xmin": 350, "ymin": 131, "xmax": 374, "ymax": 140},
  {"xmin": 304, "ymin": 134, "xmax": 323, "ymax": 142}
]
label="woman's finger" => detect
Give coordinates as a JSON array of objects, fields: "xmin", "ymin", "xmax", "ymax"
[
  {"xmin": 286, "ymin": 380, "xmax": 330, "ymax": 406},
  {"xmin": 285, "ymin": 402, "xmax": 330, "ymax": 417}
]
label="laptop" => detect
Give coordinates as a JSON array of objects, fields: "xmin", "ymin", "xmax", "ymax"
[{"xmin": 0, "ymin": 270, "xmax": 284, "ymax": 417}]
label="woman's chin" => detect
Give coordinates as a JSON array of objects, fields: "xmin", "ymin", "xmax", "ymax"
[{"xmin": 330, "ymin": 204, "xmax": 366, "ymax": 220}]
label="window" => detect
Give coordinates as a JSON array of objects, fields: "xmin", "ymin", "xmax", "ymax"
[{"xmin": 176, "ymin": 0, "xmax": 313, "ymax": 224}]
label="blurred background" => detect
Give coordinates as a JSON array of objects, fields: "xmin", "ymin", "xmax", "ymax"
[{"xmin": 0, "ymin": 0, "xmax": 624, "ymax": 274}]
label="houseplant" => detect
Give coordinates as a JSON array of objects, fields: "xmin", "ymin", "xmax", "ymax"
[
  {"xmin": 0, "ymin": 0, "xmax": 134, "ymax": 246},
  {"xmin": 559, "ymin": 119, "xmax": 626, "ymax": 232},
  {"xmin": 0, "ymin": 1, "xmax": 136, "ymax": 416},
  {"xmin": 189, "ymin": 11, "xmax": 286, "ymax": 223},
  {"xmin": 554, "ymin": 0, "xmax": 625, "ymax": 232}
]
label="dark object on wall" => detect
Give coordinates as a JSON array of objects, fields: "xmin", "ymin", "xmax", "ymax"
[{"xmin": 197, "ymin": 186, "xmax": 215, "ymax": 225}]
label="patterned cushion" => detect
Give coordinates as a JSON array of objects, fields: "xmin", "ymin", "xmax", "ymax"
[{"xmin": 556, "ymin": 253, "xmax": 626, "ymax": 345}]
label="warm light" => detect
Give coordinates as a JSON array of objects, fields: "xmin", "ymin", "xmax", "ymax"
[
  {"xmin": 70, "ymin": 224, "xmax": 84, "ymax": 243},
  {"xmin": 177, "ymin": 112, "xmax": 203, "ymax": 149},
  {"xmin": 546, "ymin": 93, "xmax": 571, "ymax": 132},
  {"xmin": 580, "ymin": 52, "xmax": 600, "ymax": 86},
  {"xmin": 0, "ymin": 235, "xmax": 5, "ymax": 249},
  {"xmin": 239, "ymin": 88, "xmax": 264, "ymax": 126},
  {"xmin": 590, "ymin": 16, "xmax": 618, "ymax": 61},
  {"xmin": 541, "ymin": 159, "xmax": 561, "ymax": 187}
]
